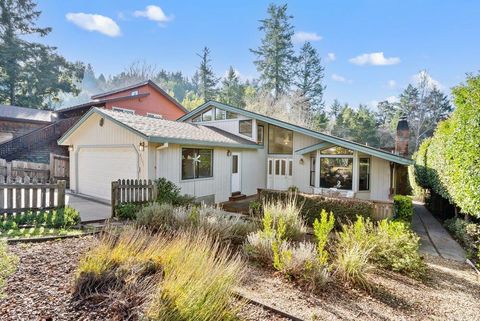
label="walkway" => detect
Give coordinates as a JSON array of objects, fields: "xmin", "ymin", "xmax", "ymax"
[
  {"xmin": 412, "ymin": 203, "xmax": 466, "ymax": 262},
  {"xmin": 65, "ymin": 193, "xmax": 111, "ymax": 222}
]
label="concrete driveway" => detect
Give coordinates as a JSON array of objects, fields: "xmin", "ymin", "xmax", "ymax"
[{"xmin": 65, "ymin": 193, "xmax": 111, "ymax": 222}]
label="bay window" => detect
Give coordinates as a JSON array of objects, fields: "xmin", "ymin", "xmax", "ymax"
[{"xmin": 181, "ymin": 148, "xmax": 213, "ymax": 180}]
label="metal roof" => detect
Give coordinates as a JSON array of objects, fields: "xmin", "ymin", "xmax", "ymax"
[{"xmin": 0, "ymin": 104, "xmax": 56, "ymax": 123}]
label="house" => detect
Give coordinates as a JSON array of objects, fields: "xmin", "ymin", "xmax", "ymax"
[
  {"xmin": 0, "ymin": 80, "xmax": 187, "ymax": 165},
  {"xmin": 58, "ymin": 101, "xmax": 412, "ymax": 203}
]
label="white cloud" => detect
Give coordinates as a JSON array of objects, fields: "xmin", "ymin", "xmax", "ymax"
[
  {"xmin": 66, "ymin": 12, "xmax": 121, "ymax": 37},
  {"xmin": 293, "ymin": 31, "xmax": 322, "ymax": 44},
  {"xmin": 326, "ymin": 52, "xmax": 336, "ymax": 62},
  {"xmin": 387, "ymin": 80, "xmax": 396, "ymax": 88},
  {"xmin": 134, "ymin": 5, "xmax": 173, "ymax": 24},
  {"xmin": 412, "ymin": 70, "xmax": 443, "ymax": 89},
  {"xmin": 331, "ymin": 73, "xmax": 352, "ymax": 84},
  {"xmin": 349, "ymin": 52, "xmax": 400, "ymax": 66}
]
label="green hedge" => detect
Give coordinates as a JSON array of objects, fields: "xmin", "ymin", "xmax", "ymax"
[
  {"xmin": 411, "ymin": 73, "xmax": 480, "ymax": 218},
  {"xmin": 0, "ymin": 206, "xmax": 81, "ymax": 230},
  {"xmin": 393, "ymin": 195, "xmax": 413, "ymax": 222},
  {"xmin": 259, "ymin": 189, "xmax": 374, "ymax": 226}
]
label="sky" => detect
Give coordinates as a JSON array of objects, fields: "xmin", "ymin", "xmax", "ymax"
[{"xmin": 34, "ymin": 0, "xmax": 480, "ymax": 108}]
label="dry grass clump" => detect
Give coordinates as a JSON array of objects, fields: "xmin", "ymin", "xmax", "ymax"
[
  {"xmin": 73, "ymin": 227, "xmax": 245, "ymax": 321},
  {"xmin": 262, "ymin": 195, "xmax": 307, "ymax": 241}
]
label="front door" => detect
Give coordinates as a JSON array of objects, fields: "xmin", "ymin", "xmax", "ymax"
[
  {"xmin": 267, "ymin": 158, "xmax": 293, "ymax": 190},
  {"xmin": 231, "ymin": 152, "xmax": 241, "ymax": 193}
]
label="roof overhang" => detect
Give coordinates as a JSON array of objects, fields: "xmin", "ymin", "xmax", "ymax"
[
  {"xmin": 178, "ymin": 101, "xmax": 414, "ymax": 166},
  {"xmin": 295, "ymin": 142, "xmax": 334, "ymax": 155}
]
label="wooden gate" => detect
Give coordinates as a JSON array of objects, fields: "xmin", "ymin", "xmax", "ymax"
[{"xmin": 49, "ymin": 153, "xmax": 69, "ymax": 185}]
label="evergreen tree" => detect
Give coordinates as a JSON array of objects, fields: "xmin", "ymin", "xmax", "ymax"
[
  {"xmin": 0, "ymin": 0, "xmax": 84, "ymax": 108},
  {"xmin": 218, "ymin": 66, "xmax": 245, "ymax": 107},
  {"xmin": 196, "ymin": 47, "xmax": 218, "ymax": 101},
  {"xmin": 294, "ymin": 42, "xmax": 325, "ymax": 111},
  {"xmin": 330, "ymin": 99, "xmax": 342, "ymax": 119},
  {"xmin": 250, "ymin": 3, "xmax": 295, "ymax": 99}
]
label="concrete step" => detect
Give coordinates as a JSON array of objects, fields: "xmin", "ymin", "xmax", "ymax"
[{"xmin": 229, "ymin": 194, "xmax": 247, "ymax": 201}]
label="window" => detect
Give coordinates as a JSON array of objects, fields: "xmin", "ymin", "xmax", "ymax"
[
  {"xmin": 131, "ymin": 90, "xmax": 139, "ymax": 96},
  {"xmin": 257, "ymin": 125, "xmax": 264, "ymax": 145},
  {"xmin": 359, "ymin": 158, "xmax": 370, "ymax": 191},
  {"xmin": 202, "ymin": 109, "xmax": 213, "ymax": 121},
  {"xmin": 232, "ymin": 155, "xmax": 238, "ymax": 174},
  {"xmin": 268, "ymin": 125, "xmax": 293, "ymax": 154},
  {"xmin": 181, "ymin": 148, "xmax": 213, "ymax": 180},
  {"xmin": 239, "ymin": 120, "xmax": 253, "ymax": 137},
  {"xmin": 268, "ymin": 160, "xmax": 273, "ymax": 175},
  {"xmin": 289, "ymin": 160, "xmax": 293, "ymax": 176},
  {"xmin": 192, "ymin": 115, "xmax": 201, "ymax": 123},
  {"xmin": 320, "ymin": 158, "xmax": 353, "ymax": 190},
  {"xmin": 310, "ymin": 156, "xmax": 316, "ymax": 187},
  {"xmin": 280, "ymin": 160, "xmax": 286, "ymax": 175},
  {"xmin": 112, "ymin": 107, "xmax": 135, "ymax": 114},
  {"xmin": 147, "ymin": 113, "xmax": 162, "ymax": 119},
  {"xmin": 226, "ymin": 111, "xmax": 238, "ymax": 119},
  {"xmin": 215, "ymin": 108, "xmax": 226, "ymax": 120},
  {"xmin": 320, "ymin": 146, "xmax": 354, "ymax": 155},
  {"xmin": 275, "ymin": 159, "xmax": 280, "ymax": 175}
]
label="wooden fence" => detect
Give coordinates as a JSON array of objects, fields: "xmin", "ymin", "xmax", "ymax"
[
  {"xmin": 371, "ymin": 200, "xmax": 394, "ymax": 220},
  {"xmin": 111, "ymin": 179, "xmax": 156, "ymax": 217},
  {"xmin": 0, "ymin": 179, "xmax": 66, "ymax": 214},
  {"xmin": 49, "ymin": 153, "xmax": 69, "ymax": 184}
]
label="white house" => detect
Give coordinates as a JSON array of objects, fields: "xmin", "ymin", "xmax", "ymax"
[{"xmin": 58, "ymin": 101, "xmax": 412, "ymax": 203}]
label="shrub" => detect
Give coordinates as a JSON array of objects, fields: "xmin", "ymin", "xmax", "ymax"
[
  {"xmin": 249, "ymin": 199, "xmax": 262, "ymax": 217},
  {"xmin": 115, "ymin": 203, "xmax": 141, "ymax": 220},
  {"xmin": 313, "ymin": 210, "xmax": 335, "ymax": 265},
  {"xmin": 445, "ymin": 218, "xmax": 480, "ymax": 266},
  {"xmin": 334, "ymin": 216, "xmax": 375, "ymax": 289},
  {"xmin": 393, "ymin": 195, "xmax": 413, "ymax": 222},
  {"xmin": 373, "ymin": 220, "xmax": 425, "ymax": 278},
  {"xmin": 0, "ymin": 240, "xmax": 18, "ymax": 298},
  {"xmin": 74, "ymin": 227, "xmax": 245, "ymax": 321},
  {"xmin": 136, "ymin": 203, "xmax": 177, "ymax": 231},
  {"xmin": 262, "ymin": 196, "xmax": 307, "ymax": 241},
  {"xmin": 0, "ymin": 206, "xmax": 80, "ymax": 230},
  {"xmin": 155, "ymin": 178, "xmax": 196, "ymax": 206},
  {"xmin": 260, "ymin": 189, "xmax": 374, "ymax": 226},
  {"xmin": 244, "ymin": 231, "xmax": 274, "ymax": 265}
]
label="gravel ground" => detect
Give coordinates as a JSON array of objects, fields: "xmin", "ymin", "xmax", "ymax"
[
  {"xmin": 237, "ymin": 256, "xmax": 480, "ymax": 321},
  {"xmin": 1, "ymin": 237, "xmax": 479, "ymax": 321},
  {"xmin": 0, "ymin": 237, "xmax": 287, "ymax": 321}
]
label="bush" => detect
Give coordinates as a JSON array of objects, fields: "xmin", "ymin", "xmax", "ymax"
[
  {"xmin": 373, "ymin": 220, "xmax": 425, "ymax": 278},
  {"xmin": 262, "ymin": 196, "xmax": 307, "ymax": 241},
  {"xmin": 260, "ymin": 189, "xmax": 374, "ymax": 226},
  {"xmin": 244, "ymin": 231, "xmax": 274, "ymax": 265},
  {"xmin": 136, "ymin": 203, "xmax": 177, "ymax": 231},
  {"xmin": 0, "ymin": 206, "xmax": 80, "ymax": 230},
  {"xmin": 393, "ymin": 195, "xmax": 413, "ymax": 222},
  {"xmin": 445, "ymin": 218, "xmax": 480, "ymax": 266},
  {"xmin": 155, "ymin": 178, "xmax": 196, "ymax": 206},
  {"xmin": 334, "ymin": 216, "xmax": 375, "ymax": 289},
  {"xmin": 115, "ymin": 203, "xmax": 141, "ymax": 220},
  {"xmin": 313, "ymin": 210, "xmax": 335, "ymax": 265},
  {"xmin": 0, "ymin": 240, "xmax": 18, "ymax": 298},
  {"xmin": 74, "ymin": 227, "xmax": 245, "ymax": 321}
]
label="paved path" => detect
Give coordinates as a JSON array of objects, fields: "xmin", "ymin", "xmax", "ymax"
[
  {"xmin": 65, "ymin": 193, "xmax": 111, "ymax": 222},
  {"xmin": 411, "ymin": 203, "xmax": 466, "ymax": 262}
]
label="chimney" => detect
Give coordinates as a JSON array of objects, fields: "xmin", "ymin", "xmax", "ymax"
[{"xmin": 395, "ymin": 116, "xmax": 409, "ymax": 156}]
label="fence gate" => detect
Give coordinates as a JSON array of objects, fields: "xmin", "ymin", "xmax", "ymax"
[
  {"xmin": 111, "ymin": 179, "xmax": 156, "ymax": 217},
  {"xmin": 50, "ymin": 153, "xmax": 69, "ymax": 185}
]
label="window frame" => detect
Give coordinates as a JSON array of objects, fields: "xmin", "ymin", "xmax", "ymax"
[
  {"xmin": 215, "ymin": 108, "xmax": 227, "ymax": 120},
  {"xmin": 309, "ymin": 156, "xmax": 316, "ymax": 187},
  {"xmin": 257, "ymin": 125, "xmax": 264, "ymax": 145},
  {"xmin": 358, "ymin": 157, "xmax": 371, "ymax": 191},
  {"xmin": 181, "ymin": 148, "xmax": 214, "ymax": 181},
  {"xmin": 319, "ymin": 153, "xmax": 354, "ymax": 190},
  {"xmin": 268, "ymin": 124, "xmax": 293, "ymax": 155},
  {"xmin": 201, "ymin": 109, "xmax": 213, "ymax": 121},
  {"xmin": 239, "ymin": 119, "xmax": 253, "ymax": 137}
]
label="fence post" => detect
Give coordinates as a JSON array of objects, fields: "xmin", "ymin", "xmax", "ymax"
[
  {"xmin": 57, "ymin": 180, "xmax": 66, "ymax": 208},
  {"xmin": 111, "ymin": 180, "xmax": 119, "ymax": 218},
  {"xmin": 49, "ymin": 153, "xmax": 54, "ymax": 181}
]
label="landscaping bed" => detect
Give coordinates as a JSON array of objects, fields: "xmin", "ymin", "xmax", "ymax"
[{"xmin": 1, "ymin": 236, "xmax": 478, "ymax": 321}]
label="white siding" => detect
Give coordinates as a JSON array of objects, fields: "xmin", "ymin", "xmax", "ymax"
[
  {"xmin": 241, "ymin": 148, "xmax": 266, "ymax": 195},
  {"xmin": 63, "ymin": 113, "xmax": 150, "ymax": 194},
  {"xmin": 370, "ymin": 156, "xmax": 391, "ymax": 200},
  {"xmin": 291, "ymin": 132, "xmax": 321, "ymax": 193}
]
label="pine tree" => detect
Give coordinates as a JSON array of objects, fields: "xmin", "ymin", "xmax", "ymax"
[
  {"xmin": 0, "ymin": 0, "xmax": 84, "ymax": 108},
  {"xmin": 294, "ymin": 42, "xmax": 325, "ymax": 111},
  {"xmin": 218, "ymin": 66, "xmax": 245, "ymax": 108},
  {"xmin": 250, "ymin": 3, "xmax": 295, "ymax": 99},
  {"xmin": 196, "ymin": 47, "xmax": 218, "ymax": 101},
  {"xmin": 330, "ymin": 99, "xmax": 342, "ymax": 119}
]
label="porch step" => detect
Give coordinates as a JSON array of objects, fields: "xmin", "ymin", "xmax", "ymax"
[{"xmin": 229, "ymin": 193, "xmax": 247, "ymax": 201}]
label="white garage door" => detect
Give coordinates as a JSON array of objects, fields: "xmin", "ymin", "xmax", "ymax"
[{"xmin": 78, "ymin": 147, "xmax": 138, "ymax": 201}]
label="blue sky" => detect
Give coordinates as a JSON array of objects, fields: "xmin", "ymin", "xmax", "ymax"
[{"xmin": 35, "ymin": 0, "xmax": 480, "ymax": 108}]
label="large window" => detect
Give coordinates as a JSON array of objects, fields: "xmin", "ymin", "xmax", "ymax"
[
  {"xmin": 239, "ymin": 120, "xmax": 253, "ymax": 137},
  {"xmin": 359, "ymin": 158, "xmax": 370, "ymax": 191},
  {"xmin": 202, "ymin": 109, "xmax": 213, "ymax": 121},
  {"xmin": 268, "ymin": 125, "xmax": 293, "ymax": 154},
  {"xmin": 181, "ymin": 148, "xmax": 213, "ymax": 180},
  {"xmin": 215, "ymin": 108, "xmax": 226, "ymax": 120},
  {"xmin": 320, "ymin": 158, "xmax": 353, "ymax": 190}
]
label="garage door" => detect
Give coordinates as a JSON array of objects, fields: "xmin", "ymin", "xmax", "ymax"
[{"xmin": 78, "ymin": 147, "xmax": 138, "ymax": 201}]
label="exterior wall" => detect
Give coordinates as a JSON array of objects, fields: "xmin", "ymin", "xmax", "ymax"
[
  {"xmin": 291, "ymin": 132, "xmax": 321, "ymax": 193},
  {"xmin": 103, "ymin": 84, "xmax": 186, "ymax": 120},
  {"xmin": 62, "ymin": 113, "xmax": 150, "ymax": 192},
  {"xmin": 0, "ymin": 119, "xmax": 47, "ymax": 143},
  {"xmin": 369, "ymin": 156, "xmax": 391, "ymax": 201}
]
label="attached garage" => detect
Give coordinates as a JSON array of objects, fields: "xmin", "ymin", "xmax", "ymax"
[{"xmin": 77, "ymin": 146, "xmax": 139, "ymax": 201}]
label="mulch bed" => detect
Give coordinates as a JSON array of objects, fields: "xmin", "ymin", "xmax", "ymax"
[{"xmin": 1, "ymin": 236, "xmax": 479, "ymax": 321}]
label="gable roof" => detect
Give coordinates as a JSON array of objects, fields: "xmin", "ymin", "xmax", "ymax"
[
  {"xmin": 0, "ymin": 104, "xmax": 56, "ymax": 123},
  {"xmin": 58, "ymin": 107, "xmax": 260, "ymax": 149},
  {"xmin": 178, "ymin": 101, "xmax": 413, "ymax": 165},
  {"xmin": 56, "ymin": 93, "xmax": 150, "ymax": 115},
  {"xmin": 91, "ymin": 80, "xmax": 188, "ymax": 113}
]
